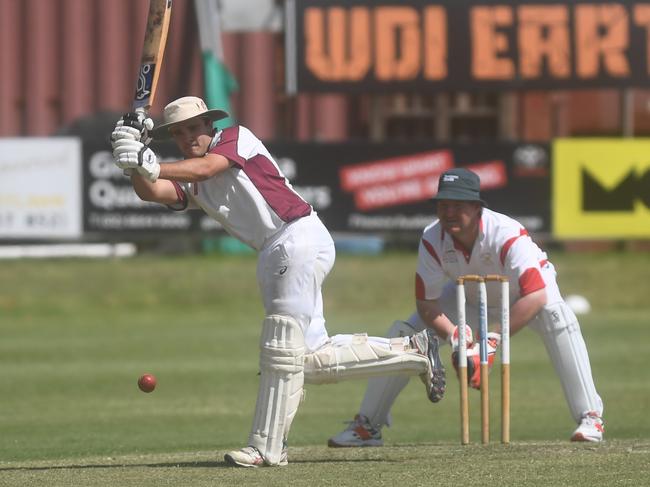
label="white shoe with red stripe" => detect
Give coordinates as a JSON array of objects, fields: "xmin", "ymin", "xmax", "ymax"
[
  {"xmin": 571, "ymin": 411, "xmax": 604, "ymax": 442},
  {"xmin": 224, "ymin": 444, "xmax": 288, "ymax": 467},
  {"xmin": 327, "ymin": 414, "xmax": 383, "ymax": 448}
]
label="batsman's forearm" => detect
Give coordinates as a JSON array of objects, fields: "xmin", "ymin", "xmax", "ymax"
[
  {"xmin": 158, "ymin": 160, "xmax": 208, "ymax": 182},
  {"xmin": 158, "ymin": 154, "xmax": 229, "ymax": 182},
  {"xmin": 131, "ymin": 173, "xmax": 158, "ymax": 199},
  {"xmin": 130, "ymin": 173, "xmax": 178, "ymax": 205}
]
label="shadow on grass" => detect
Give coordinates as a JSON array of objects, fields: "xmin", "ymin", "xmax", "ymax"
[{"xmin": 0, "ymin": 457, "xmax": 389, "ymax": 472}]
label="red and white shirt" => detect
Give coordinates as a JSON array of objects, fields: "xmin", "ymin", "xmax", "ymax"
[
  {"xmin": 415, "ymin": 208, "xmax": 555, "ymax": 307},
  {"xmin": 170, "ymin": 126, "xmax": 311, "ymax": 251}
]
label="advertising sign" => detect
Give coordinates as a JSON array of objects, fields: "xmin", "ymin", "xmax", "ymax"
[
  {"xmin": 268, "ymin": 141, "xmax": 551, "ymax": 234},
  {"xmin": 83, "ymin": 139, "xmax": 197, "ymax": 234},
  {"xmin": 553, "ymin": 138, "xmax": 650, "ymax": 238},
  {"xmin": 287, "ymin": 0, "xmax": 650, "ymax": 92},
  {"xmin": 80, "ymin": 137, "xmax": 550, "ymax": 237},
  {"xmin": 0, "ymin": 138, "xmax": 82, "ymax": 239}
]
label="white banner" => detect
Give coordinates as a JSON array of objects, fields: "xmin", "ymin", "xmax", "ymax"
[{"xmin": 0, "ymin": 138, "xmax": 82, "ymax": 239}]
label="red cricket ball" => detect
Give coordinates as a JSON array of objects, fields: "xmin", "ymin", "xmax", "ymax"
[{"xmin": 138, "ymin": 374, "xmax": 157, "ymax": 393}]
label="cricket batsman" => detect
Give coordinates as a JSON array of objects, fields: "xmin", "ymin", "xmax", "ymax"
[
  {"xmin": 329, "ymin": 168, "xmax": 604, "ymax": 446},
  {"xmin": 109, "ymin": 96, "xmax": 446, "ymax": 467}
]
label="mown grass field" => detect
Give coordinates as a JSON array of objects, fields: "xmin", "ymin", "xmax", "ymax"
[{"xmin": 1, "ymin": 250, "xmax": 649, "ymax": 486}]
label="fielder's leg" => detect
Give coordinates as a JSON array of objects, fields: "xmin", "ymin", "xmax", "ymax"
[
  {"xmin": 529, "ymin": 301, "xmax": 604, "ymax": 441},
  {"xmin": 225, "ymin": 315, "xmax": 305, "ymax": 467},
  {"xmin": 326, "ymin": 319, "xmax": 420, "ymax": 447},
  {"xmin": 319, "ymin": 317, "xmax": 445, "ymax": 447},
  {"xmin": 358, "ymin": 320, "xmax": 422, "ymax": 430}
]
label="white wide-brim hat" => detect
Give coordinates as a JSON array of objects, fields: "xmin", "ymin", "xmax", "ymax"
[{"xmin": 152, "ymin": 96, "xmax": 229, "ymax": 139}]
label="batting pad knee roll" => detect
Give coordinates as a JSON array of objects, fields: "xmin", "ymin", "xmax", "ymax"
[
  {"xmin": 259, "ymin": 315, "xmax": 306, "ymax": 374},
  {"xmin": 249, "ymin": 315, "xmax": 305, "ymax": 465}
]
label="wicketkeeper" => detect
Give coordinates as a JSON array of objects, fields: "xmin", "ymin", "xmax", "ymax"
[
  {"xmin": 110, "ymin": 96, "xmax": 446, "ymax": 467},
  {"xmin": 329, "ymin": 168, "xmax": 604, "ymax": 446}
]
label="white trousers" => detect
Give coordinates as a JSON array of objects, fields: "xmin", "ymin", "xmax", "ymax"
[
  {"xmin": 252, "ymin": 216, "xmax": 419, "ymax": 461},
  {"xmin": 257, "ymin": 213, "xmax": 335, "ymax": 352},
  {"xmin": 252, "ymin": 214, "xmax": 424, "ymax": 460},
  {"xmin": 359, "ymin": 271, "xmax": 603, "ymax": 428},
  {"xmin": 257, "ymin": 213, "xmax": 401, "ymax": 353}
]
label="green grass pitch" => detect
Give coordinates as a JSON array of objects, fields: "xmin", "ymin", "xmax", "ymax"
[{"xmin": 1, "ymin": 251, "xmax": 649, "ymax": 486}]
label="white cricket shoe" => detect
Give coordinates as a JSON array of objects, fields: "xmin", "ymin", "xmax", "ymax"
[
  {"xmin": 224, "ymin": 445, "xmax": 288, "ymax": 467},
  {"xmin": 571, "ymin": 411, "xmax": 604, "ymax": 442},
  {"xmin": 327, "ymin": 414, "xmax": 384, "ymax": 448},
  {"xmin": 411, "ymin": 328, "xmax": 446, "ymax": 403}
]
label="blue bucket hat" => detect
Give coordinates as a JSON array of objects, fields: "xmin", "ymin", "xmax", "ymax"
[{"xmin": 432, "ymin": 168, "xmax": 487, "ymax": 206}]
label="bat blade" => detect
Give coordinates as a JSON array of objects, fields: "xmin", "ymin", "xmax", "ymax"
[{"xmin": 133, "ymin": 0, "xmax": 173, "ymax": 113}]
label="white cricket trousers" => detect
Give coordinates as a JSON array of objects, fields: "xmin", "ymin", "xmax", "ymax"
[{"xmin": 257, "ymin": 213, "xmax": 335, "ymax": 352}]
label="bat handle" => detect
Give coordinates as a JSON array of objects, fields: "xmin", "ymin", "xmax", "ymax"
[{"xmin": 128, "ymin": 108, "xmax": 152, "ymax": 144}]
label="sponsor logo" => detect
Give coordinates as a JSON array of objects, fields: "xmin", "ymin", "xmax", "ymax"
[
  {"xmin": 583, "ymin": 167, "xmax": 650, "ymax": 211},
  {"xmin": 553, "ymin": 139, "xmax": 650, "ymax": 238},
  {"xmin": 339, "ymin": 151, "xmax": 507, "ymax": 211},
  {"xmin": 442, "ymin": 248, "xmax": 458, "ymax": 264},
  {"xmin": 135, "ymin": 63, "xmax": 155, "ymax": 103},
  {"xmin": 513, "ymin": 145, "xmax": 548, "ymax": 177},
  {"xmin": 480, "ymin": 253, "xmax": 493, "ymax": 266}
]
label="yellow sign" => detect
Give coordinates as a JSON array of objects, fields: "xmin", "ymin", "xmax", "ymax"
[{"xmin": 553, "ymin": 138, "xmax": 650, "ymax": 238}]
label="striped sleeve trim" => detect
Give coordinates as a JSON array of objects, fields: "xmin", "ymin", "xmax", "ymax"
[
  {"xmin": 519, "ymin": 268, "xmax": 545, "ymax": 296},
  {"xmin": 415, "ymin": 273, "xmax": 426, "ymax": 300},
  {"xmin": 499, "ymin": 228, "xmax": 529, "ymax": 265},
  {"xmin": 421, "ymin": 238, "xmax": 441, "ymax": 266},
  {"xmin": 166, "ymin": 181, "xmax": 188, "ymax": 211}
]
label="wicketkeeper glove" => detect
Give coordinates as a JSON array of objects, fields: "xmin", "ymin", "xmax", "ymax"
[
  {"xmin": 451, "ymin": 331, "xmax": 500, "ymax": 390},
  {"xmin": 110, "ymin": 111, "xmax": 154, "ymax": 149},
  {"xmin": 448, "ymin": 324, "xmax": 474, "ymax": 351},
  {"xmin": 112, "ymin": 138, "xmax": 160, "ymax": 182}
]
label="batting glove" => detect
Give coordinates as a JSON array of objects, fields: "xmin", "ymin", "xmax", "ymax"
[
  {"xmin": 112, "ymin": 139, "xmax": 160, "ymax": 182},
  {"xmin": 110, "ymin": 112, "xmax": 154, "ymax": 149},
  {"xmin": 136, "ymin": 146, "xmax": 160, "ymax": 182}
]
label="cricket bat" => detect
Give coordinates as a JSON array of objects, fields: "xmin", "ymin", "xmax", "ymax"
[{"xmin": 133, "ymin": 0, "xmax": 173, "ymax": 114}]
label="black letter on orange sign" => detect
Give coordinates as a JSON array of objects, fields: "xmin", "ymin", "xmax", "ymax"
[
  {"xmin": 575, "ymin": 4, "xmax": 630, "ymax": 79},
  {"xmin": 518, "ymin": 6, "xmax": 570, "ymax": 79},
  {"xmin": 375, "ymin": 7, "xmax": 421, "ymax": 81},
  {"xmin": 471, "ymin": 6, "xmax": 515, "ymax": 80},
  {"xmin": 305, "ymin": 7, "xmax": 371, "ymax": 81}
]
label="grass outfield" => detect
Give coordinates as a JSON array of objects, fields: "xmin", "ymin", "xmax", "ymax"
[{"xmin": 1, "ymin": 251, "xmax": 649, "ymax": 486}]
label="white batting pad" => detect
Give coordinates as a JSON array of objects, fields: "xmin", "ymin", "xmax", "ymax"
[
  {"xmin": 531, "ymin": 301, "xmax": 603, "ymax": 422},
  {"xmin": 303, "ymin": 328, "xmax": 428, "ymax": 385},
  {"xmin": 248, "ymin": 315, "xmax": 305, "ymax": 465}
]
